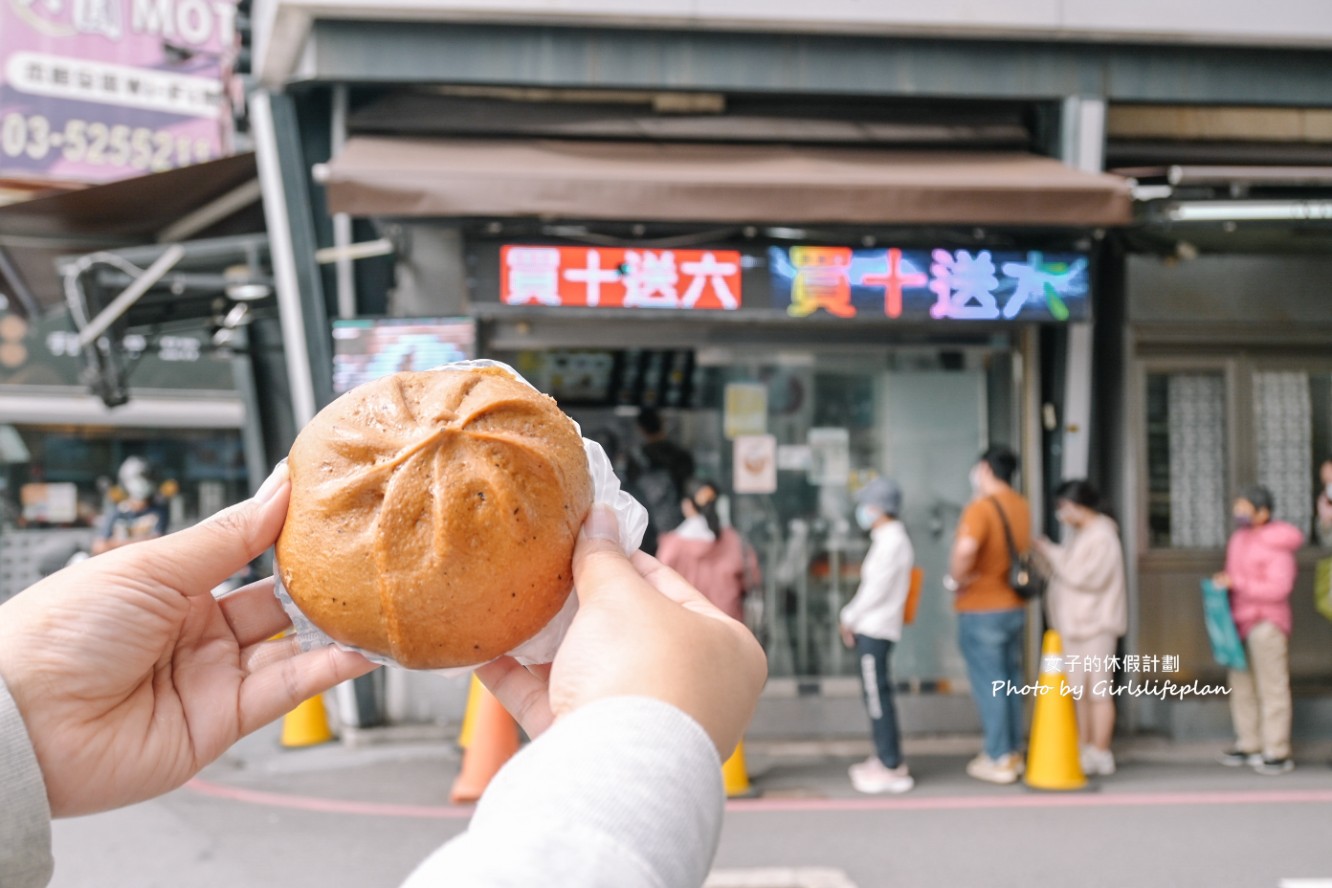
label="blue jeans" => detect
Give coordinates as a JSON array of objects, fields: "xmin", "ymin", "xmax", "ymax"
[
  {"xmin": 957, "ymin": 609, "xmax": 1026, "ymax": 760},
  {"xmin": 854, "ymin": 634, "xmax": 903, "ymax": 768}
]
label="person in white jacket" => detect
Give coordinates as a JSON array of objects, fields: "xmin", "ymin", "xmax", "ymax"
[
  {"xmin": 1033, "ymin": 479, "xmax": 1128, "ymax": 777},
  {"xmin": 838, "ymin": 477, "xmax": 915, "ymax": 794},
  {"xmin": 0, "ymin": 464, "xmax": 766, "ymax": 888}
]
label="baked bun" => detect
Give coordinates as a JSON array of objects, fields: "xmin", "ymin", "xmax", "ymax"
[{"xmin": 276, "ymin": 366, "xmax": 594, "ymax": 668}]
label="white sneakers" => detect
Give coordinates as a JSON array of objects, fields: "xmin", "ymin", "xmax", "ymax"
[
  {"xmin": 1080, "ymin": 745, "xmax": 1116, "ymax": 776},
  {"xmin": 965, "ymin": 753, "xmax": 1023, "ymax": 784},
  {"xmin": 849, "ymin": 756, "xmax": 915, "ymax": 794}
]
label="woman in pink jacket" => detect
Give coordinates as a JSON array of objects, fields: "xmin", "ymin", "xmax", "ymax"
[
  {"xmin": 1213, "ymin": 484, "xmax": 1305, "ymax": 775},
  {"xmin": 656, "ymin": 480, "xmax": 759, "ymax": 625}
]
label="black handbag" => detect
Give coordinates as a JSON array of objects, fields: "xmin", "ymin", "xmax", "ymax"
[{"xmin": 989, "ymin": 497, "xmax": 1042, "ymax": 600}]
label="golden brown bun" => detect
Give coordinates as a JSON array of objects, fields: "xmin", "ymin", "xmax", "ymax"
[{"xmin": 276, "ymin": 367, "xmax": 593, "ymax": 668}]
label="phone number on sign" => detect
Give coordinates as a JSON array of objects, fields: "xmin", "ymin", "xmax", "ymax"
[{"xmin": 1, "ymin": 113, "xmax": 213, "ymax": 172}]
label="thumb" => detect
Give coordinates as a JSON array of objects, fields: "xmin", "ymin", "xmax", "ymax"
[
  {"xmin": 571, "ymin": 505, "xmax": 643, "ymax": 606},
  {"xmin": 135, "ymin": 463, "xmax": 291, "ymax": 594}
]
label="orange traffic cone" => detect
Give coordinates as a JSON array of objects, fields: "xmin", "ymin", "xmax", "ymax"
[
  {"xmin": 457, "ymin": 674, "xmax": 485, "ymax": 750},
  {"xmin": 1024, "ymin": 630, "xmax": 1087, "ymax": 791},
  {"xmin": 723, "ymin": 740, "xmax": 759, "ymax": 798},
  {"xmin": 281, "ymin": 694, "xmax": 333, "ymax": 748},
  {"xmin": 450, "ymin": 681, "xmax": 520, "ymax": 803}
]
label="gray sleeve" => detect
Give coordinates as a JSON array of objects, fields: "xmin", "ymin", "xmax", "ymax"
[
  {"xmin": 0, "ymin": 675, "xmax": 53, "ymax": 888},
  {"xmin": 402, "ymin": 696, "xmax": 724, "ymax": 888}
]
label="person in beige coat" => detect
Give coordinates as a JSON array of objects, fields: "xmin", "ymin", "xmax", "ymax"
[{"xmin": 1034, "ymin": 480, "xmax": 1128, "ymax": 777}]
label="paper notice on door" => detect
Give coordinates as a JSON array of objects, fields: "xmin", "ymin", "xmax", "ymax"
[
  {"xmin": 733, "ymin": 434, "xmax": 778, "ymax": 494},
  {"xmin": 777, "ymin": 444, "xmax": 812, "ymax": 472},
  {"xmin": 724, "ymin": 382, "xmax": 767, "ymax": 439},
  {"xmin": 807, "ymin": 427, "xmax": 851, "ymax": 486}
]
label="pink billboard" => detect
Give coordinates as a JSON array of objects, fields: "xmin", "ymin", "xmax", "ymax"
[{"xmin": 0, "ymin": 0, "xmax": 236, "ymax": 185}]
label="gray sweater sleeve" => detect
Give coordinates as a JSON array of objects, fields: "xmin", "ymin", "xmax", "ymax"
[
  {"xmin": 0, "ymin": 675, "xmax": 53, "ymax": 888},
  {"xmin": 402, "ymin": 696, "xmax": 725, "ymax": 888}
]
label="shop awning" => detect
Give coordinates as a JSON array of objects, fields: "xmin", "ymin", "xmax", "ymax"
[
  {"xmin": 322, "ymin": 138, "xmax": 1133, "ymax": 227},
  {"xmin": 0, "ymin": 153, "xmax": 261, "ymax": 315}
]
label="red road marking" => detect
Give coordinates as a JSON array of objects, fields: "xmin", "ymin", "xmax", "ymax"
[
  {"xmin": 185, "ymin": 779, "xmax": 476, "ymax": 819},
  {"xmin": 185, "ymin": 778, "xmax": 1332, "ymax": 820},
  {"xmin": 726, "ymin": 789, "xmax": 1332, "ymax": 814}
]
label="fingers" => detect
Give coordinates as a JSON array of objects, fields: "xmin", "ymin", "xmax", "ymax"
[
  {"xmin": 475, "ymin": 656, "xmax": 555, "ymax": 740},
  {"xmin": 571, "ymin": 505, "xmax": 649, "ymax": 607},
  {"xmin": 237, "ymin": 644, "xmax": 377, "ymax": 737},
  {"xmin": 628, "ymin": 552, "xmax": 712, "ymax": 609},
  {"xmin": 217, "ymin": 577, "xmax": 291, "ymax": 647},
  {"xmin": 143, "ymin": 464, "xmax": 291, "ymax": 595},
  {"xmin": 239, "ymin": 634, "xmax": 301, "ymax": 674}
]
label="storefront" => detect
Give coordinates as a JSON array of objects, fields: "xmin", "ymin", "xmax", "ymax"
[
  {"xmin": 247, "ymin": 4, "xmax": 1332, "ymax": 736},
  {"xmin": 0, "ymin": 305, "xmax": 251, "ymax": 600},
  {"xmin": 1117, "ymin": 251, "xmax": 1332, "ymax": 736},
  {"xmin": 316, "ymin": 198, "xmax": 1123, "ymax": 732}
]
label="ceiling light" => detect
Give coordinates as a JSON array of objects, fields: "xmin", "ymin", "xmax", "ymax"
[{"xmin": 1165, "ymin": 200, "xmax": 1332, "ymax": 223}]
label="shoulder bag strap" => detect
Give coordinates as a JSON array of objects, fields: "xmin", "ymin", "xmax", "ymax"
[{"xmin": 988, "ymin": 496, "xmax": 1021, "ymax": 564}]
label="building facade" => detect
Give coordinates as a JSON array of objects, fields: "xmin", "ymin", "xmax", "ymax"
[{"xmin": 246, "ymin": 1, "xmax": 1332, "ymax": 738}]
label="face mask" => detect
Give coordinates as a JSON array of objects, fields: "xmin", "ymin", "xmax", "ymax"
[
  {"xmin": 1233, "ymin": 514, "xmax": 1253, "ymax": 530},
  {"xmin": 1325, "ymin": 484, "xmax": 1332, "ymax": 500},
  {"xmin": 968, "ymin": 466, "xmax": 982, "ymax": 494},
  {"xmin": 125, "ymin": 477, "xmax": 154, "ymax": 501},
  {"xmin": 692, "ymin": 497, "xmax": 721, "ymax": 539},
  {"xmin": 855, "ymin": 504, "xmax": 880, "ymax": 531}
]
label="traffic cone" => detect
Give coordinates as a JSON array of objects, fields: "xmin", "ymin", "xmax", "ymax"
[
  {"xmin": 457, "ymin": 674, "xmax": 484, "ymax": 750},
  {"xmin": 723, "ymin": 740, "xmax": 758, "ymax": 798},
  {"xmin": 281, "ymin": 694, "xmax": 334, "ymax": 748},
  {"xmin": 450, "ymin": 681, "xmax": 520, "ymax": 804},
  {"xmin": 1024, "ymin": 630, "xmax": 1087, "ymax": 791}
]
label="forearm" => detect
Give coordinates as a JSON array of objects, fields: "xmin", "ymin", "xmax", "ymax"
[
  {"xmin": 0, "ymin": 676, "xmax": 53, "ymax": 888},
  {"xmin": 404, "ymin": 696, "xmax": 724, "ymax": 888}
]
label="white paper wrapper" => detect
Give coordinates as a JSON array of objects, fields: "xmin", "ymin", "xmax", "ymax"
[{"xmin": 272, "ymin": 359, "xmax": 648, "ymax": 672}]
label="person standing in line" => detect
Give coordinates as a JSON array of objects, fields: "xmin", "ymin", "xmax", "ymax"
[
  {"xmin": 1314, "ymin": 458, "xmax": 1332, "ymax": 547},
  {"xmin": 90, "ymin": 457, "xmax": 169, "ymax": 555},
  {"xmin": 1034, "ymin": 480, "xmax": 1128, "ymax": 776},
  {"xmin": 656, "ymin": 479, "xmax": 759, "ymax": 624},
  {"xmin": 838, "ymin": 477, "xmax": 915, "ymax": 795},
  {"xmin": 944, "ymin": 446, "xmax": 1031, "ymax": 785},
  {"xmin": 627, "ymin": 408, "xmax": 696, "ymax": 556},
  {"xmin": 1213, "ymin": 485, "xmax": 1304, "ymax": 775}
]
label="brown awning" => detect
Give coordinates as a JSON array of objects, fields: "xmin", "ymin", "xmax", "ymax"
[
  {"xmin": 0, "ymin": 153, "xmax": 260, "ymax": 314},
  {"xmin": 323, "ymin": 138, "xmax": 1133, "ymax": 227}
]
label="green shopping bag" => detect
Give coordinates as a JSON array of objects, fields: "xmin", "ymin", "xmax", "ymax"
[
  {"xmin": 1316, "ymin": 557, "xmax": 1332, "ymax": 623},
  {"xmin": 1201, "ymin": 578, "xmax": 1248, "ymax": 671}
]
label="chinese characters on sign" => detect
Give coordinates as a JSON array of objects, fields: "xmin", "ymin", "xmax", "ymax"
[
  {"xmin": 0, "ymin": 0, "xmax": 236, "ymax": 184},
  {"xmin": 770, "ymin": 246, "xmax": 1090, "ymax": 323},
  {"xmin": 501, "ymin": 246, "xmax": 743, "ymax": 311}
]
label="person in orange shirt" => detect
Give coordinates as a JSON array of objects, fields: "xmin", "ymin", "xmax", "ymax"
[{"xmin": 944, "ymin": 446, "xmax": 1031, "ymax": 785}]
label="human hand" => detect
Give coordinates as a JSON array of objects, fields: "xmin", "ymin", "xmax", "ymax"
[
  {"xmin": 0, "ymin": 464, "xmax": 376, "ymax": 817},
  {"xmin": 1211, "ymin": 572, "xmax": 1231, "ymax": 589},
  {"xmin": 839, "ymin": 623, "xmax": 855, "ymax": 649},
  {"xmin": 477, "ymin": 505, "xmax": 768, "ymax": 757}
]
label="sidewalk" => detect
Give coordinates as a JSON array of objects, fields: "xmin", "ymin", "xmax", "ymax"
[{"xmin": 211, "ymin": 720, "xmax": 1332, "ymax": 804}]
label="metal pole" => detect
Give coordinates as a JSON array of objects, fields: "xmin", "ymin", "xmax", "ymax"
[
  {"xmin": 1058, "ymin": 95, "xmax": 1106, "ymax": 483},
  {"xmin": 250, "ymin": 89, "xmax": 318, "ymax": 428},
  {"xmin": 331, "ymin": 85, "xmax": 356, "ymax": 320}
]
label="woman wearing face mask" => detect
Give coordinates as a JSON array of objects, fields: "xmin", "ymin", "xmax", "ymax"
[
  {"xmin": 1315, "ymin": 459, "xmax": 1332, "ymax": 547},
  {"xmin": 90, "ymin": 457, "xmax": 170, "ymax": 556},
  {"xmin": 1212, "ymin": 485, "xmax": 1304, "ymax": 775},
  {"xmin": 655, "ymin": 479, "xmax": 759, "ymax": 624},
  {"xmin": 837, "ymin": 477, "xmax": 916, "ymax": 794},
  {"xmin": 1033, "ymin": 480, "xmax": 1127, "ymax": 776}
]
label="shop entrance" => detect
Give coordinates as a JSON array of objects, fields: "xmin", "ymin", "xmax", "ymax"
[{"xmin": 493, "ymin": 337, "xmax": 1017, "ymax": 692}]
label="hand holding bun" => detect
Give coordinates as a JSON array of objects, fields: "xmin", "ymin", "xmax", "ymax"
[{"xmin": 276, "ymin": 367, "xmax": 594, "ymax": 668}]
